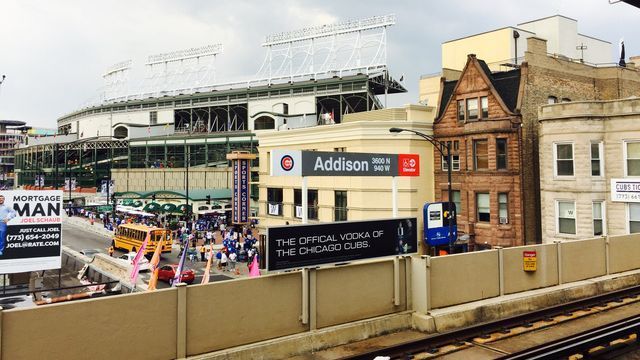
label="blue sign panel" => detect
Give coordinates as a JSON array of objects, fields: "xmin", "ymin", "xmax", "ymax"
[{"xmin": 423, "ymin": 202, "xmax": 457, "ymax": 246}]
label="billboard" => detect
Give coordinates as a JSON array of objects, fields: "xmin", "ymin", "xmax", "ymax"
[
  {"xmin": 271, "ymin": 150, "xmax": 420, "ymax": 177},
  {"xmin": 423, "ymin": 202, "xmax": 457, "ymax": 246},
  {"xmin": 232, "ymin": 158, "xmax": 251, "ymax": 224},
  {"xmin": 267, "ymin": 218, "xmax": 417, "ymax": 271},
  {"xmin": 611, "ymin": 179, "xmax": 640, "ymax": 202},
  {"xmin": 0, "ymin": 190, "xmax": 63, "ymax": 274},
  {"xmin": 100, "ymin": 180, "xmax": 115, "ymax": 197}
]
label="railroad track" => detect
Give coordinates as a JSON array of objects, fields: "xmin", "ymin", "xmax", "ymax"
[{"xmin": 340, "ymin": 284, "xmax": 640, "ymax": 359}]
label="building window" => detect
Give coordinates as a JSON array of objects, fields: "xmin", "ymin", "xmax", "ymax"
[
  {"xmin": 476, "ymin": 193, "xmax": 490, "ymax": 222},
  {"xmin": 626, "ymin": 142, "xmax": 640, "ymax": 176},
  {"xmin": 452, "ymin": 190, "xmax": 461, "ymax": 215},
  {"xmin": 294, "ymin": 189, "xmax": 318, "ymax": 220},
  {"xmin": 498, "ymin": 193, "xmax": 508, "ymax": 224},
  {"xmin": 630, "ymin": 203, "xmax": 640, "ymax": 233},
  {"xmin": 548, "ymin": 96, "xmax": 558, "ymax": 104},
  {"xmin": 457, "ymin": 100, "xmax": 465, "ymax": 121},
  {"xmin": 591, "ymin": 142, "xmax": 603, "ymax": 177},
  {"xmin": 554, "ymin": 143, "xmax": 574, "ymax": 176},
  {"xmin": 466, "ymin": 98, "xmax": 478, "ymax": 120},
  {"xmin": 557, "ymin": 201, "xmax": 576, "ymax": 235},
  {"xmin": 481, "ymin": 96, "xmax": 489, "ymax": 118},
  {"xmin": 453, "ymin": 140, "xmax": 459, "ymax": 151},
  {"xmin": 442, "ymin": 155, "xmax": 460, "ymax": 171},
  {"xmin": 334, "ymin": 190, "xmax": 348, "ymax": 221},
  {"xmin": 496, "ymin": 138, "xmax": 508, "ymax": 170},
  {"xmin": 474, "ymin": 139, "xmax": 488, "ymax": 170},
  {"xmin": 267, "ymin": 188, "xmax": 283, "ymax": 216},
  {"xmin": 149, "ymin": 111, "xmax": 158, "ymax": 125},
  {"xmin": 593, "ymin": 201, "xmax": 604, "ymax": 236}
]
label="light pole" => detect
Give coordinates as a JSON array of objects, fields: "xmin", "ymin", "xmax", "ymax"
[{"xmin": 389, "ymin": 127, "xmax": 455, "ymax": 255}]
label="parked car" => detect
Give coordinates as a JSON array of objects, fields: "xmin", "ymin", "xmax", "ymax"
[
  {"xmin": 117, "ymin": 252, "xmax": 150, "ymax": 271},
  {"xmin": 80, "ymin": 249, "xmax": 101, "ymax": 258},
  {"xmin": 157, "ymin": 264, "xmax": 195, "ymax": 285}
]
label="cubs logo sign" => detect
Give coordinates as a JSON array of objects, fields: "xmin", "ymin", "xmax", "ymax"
[{"xmin": 281, "ymin": 155, "xmax": 295, "ymax": 171}]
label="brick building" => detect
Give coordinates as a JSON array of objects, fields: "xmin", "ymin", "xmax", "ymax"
[
  {"xmin": 434, "ymin": 36, "xmax": 640, "ymax": 247},
  {"xmin": 434, "ymin": 55, "xmax": 524, "ymax": 248}
]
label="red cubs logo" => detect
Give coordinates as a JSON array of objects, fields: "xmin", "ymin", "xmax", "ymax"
[{"xmin": 281, "ymin": 155, "xmax": 295, "ymax": 171}]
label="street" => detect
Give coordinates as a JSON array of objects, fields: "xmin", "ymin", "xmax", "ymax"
[{"xmin": 61, "ymin": 221, "xmax": 233, "ymax": 288}]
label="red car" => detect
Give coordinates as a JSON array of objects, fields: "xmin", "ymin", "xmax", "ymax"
[{"xmin": 157, "ymin": 264, "xmax": 195, "ymax": 285}]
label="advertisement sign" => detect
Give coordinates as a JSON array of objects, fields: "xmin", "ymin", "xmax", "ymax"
[
  {"xmin": 423, "ymin": 202, "xmax": 457, "ymax": 246},
  {"xmin": 271, "ymin": 150, "xmax": 419, "ymax": 177},
  {"xmin": 64, "ymin": 177, "xmax": 77, "ymax": 191},
  {"xmin": 0, "ymin": 190, "xmax": 63, "ymax": 274},
  {"xmin": 267, "ymin": 218, "xmax": 417, "ymax": 271},
  {"xmin": 232, "ymin": 158, "xmax": 250, "ymax": 224},
  {"xmin": 523, "ymin": 250, "xmax": 537, "ymax": 272},
  {"xmin": 34, "ymin": 175, "xmax": 45, "ymax": 187},
  {"xmin": 100, "ymin": 180, "xmax": 115, "ymax": 197},
  {"xmin": 611, "ymin": 179, "xmax": 640, "ymax": 202}
]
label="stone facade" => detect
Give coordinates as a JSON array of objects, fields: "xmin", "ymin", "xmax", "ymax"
[
  {"xmin": 434, "ymin": 55, "xmax": 524, "ymax": 248},
  {"xmin": 539, "ymin": 98, "xmax": 640, "ymax": 242}
]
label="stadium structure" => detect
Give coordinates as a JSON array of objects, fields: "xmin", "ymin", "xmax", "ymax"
[{"xmin": 15, "ymin": 15, "xmax": 406, "ymax": 207}]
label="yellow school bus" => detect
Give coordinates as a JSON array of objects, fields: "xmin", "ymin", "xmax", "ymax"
[{"xmin": 112, "ymin": 224, "xmax": 172, "ymax": 254}]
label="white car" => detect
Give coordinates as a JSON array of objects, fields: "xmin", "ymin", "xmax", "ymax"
[{"xmin": 117, "ymin": 252, "xmax": 151, "ymax": 272}]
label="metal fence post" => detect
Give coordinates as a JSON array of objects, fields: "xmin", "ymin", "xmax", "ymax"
[
  {"xmin": 176, "ymin": 283, "xmax": 187, "ymax": 359},
  {"xmin": 496, "ymin": 246, "xmax": 504, "ymax": 296}
]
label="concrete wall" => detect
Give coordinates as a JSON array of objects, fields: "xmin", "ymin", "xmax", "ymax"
[
  {"xmin": 186, "ymin": 273, "xmax": 307, "ymax": 355},
  {"xmin": 503, "ymin": 243, "xmax": 559, "ymax": 294},
  {"xmin": 112, "ymin": 167, "xmax": 231, "ymax": 193},
  {"xmin": 3, "ymin": 290, "xmax": 177, "ymax": 360},
  {"xmin": 609, "ymin": 234, "xmax": 640, "ymax": 274},
  {"xmin": 315, "ymin": 259, "xmax": 407, "ymax": 328},
  {"xmin": 560, "ymin": 237, "xmax": 606, "ymax": 283},
  {"xmin": 429, "ymin": 250, "xmax": 500, "ymax": 308}
]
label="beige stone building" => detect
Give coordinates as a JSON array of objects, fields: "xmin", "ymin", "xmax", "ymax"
[
  {"xmin": 256, "ymin": 105, "xmax": 436, "ymax": 253},
  {"xmin": 539, "ymin": 98, "xmax": 640, "ymax": 242}
]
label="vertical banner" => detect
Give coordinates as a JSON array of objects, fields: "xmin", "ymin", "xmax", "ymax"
[
  {"xmin": 100, "ymin": 180, "xmax": 115, "ymax": 197},
  {"xmin": 0, "ymin": 190, "xmax": 63, "ymax": 274},
  {"xmin": 227, "ymin": 152, "xmax": 257, "ymax": 225}
]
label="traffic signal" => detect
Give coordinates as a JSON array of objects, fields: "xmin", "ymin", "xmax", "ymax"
[
  {"xmin": 110, "ymin": 194, "xmax": 115, "ymax": 203},
  {"xmin": 206, "ymin": 195, "xmax": 211, "ymax": 205},
  {"xmin": 152, "ymin": 194, "xmax": 156, "ymax": 201}
]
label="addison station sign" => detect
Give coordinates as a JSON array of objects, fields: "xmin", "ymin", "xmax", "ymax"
[{"xmin": 271, "ymin": 150, "xmax": 420, "ymax": 177}]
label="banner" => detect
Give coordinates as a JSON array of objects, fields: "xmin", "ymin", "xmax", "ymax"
[
  {"xmin": 64, "ymin": 178, "xmax": 77, "ymax": 191},
  {"xmin": 0, "ymin": 190, "xmax": 63, "ymax": 274},
  {"xmin": 100, "ymin": 180, "xmax": 115, "ymax": 197},
  {"xmin": 271, "ymin": 150, "xmax": 420, "ymax": 177},
  {"xmin": 232, "ymin": 158, "xmax": 250, "ymax": 224},
  {"xmin": 267, "ymin": 218, "xmax": 417, "ymax": 271},
  {"xmin": 611, "ymin": 179, "xmax": 640, "ymax": 202}
]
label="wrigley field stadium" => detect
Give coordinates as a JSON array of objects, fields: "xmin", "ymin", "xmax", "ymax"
[{"xmin": 14, "ymin": 15, "xmax": 405, "ymax": 214}]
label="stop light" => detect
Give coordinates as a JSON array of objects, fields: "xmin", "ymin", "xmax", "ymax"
[
  {"xmin": 206, "ymin": 195, "xmax": 211, "ymax": 205},
  {"xmin": 152, "ymin": 194, "xmax": 156, "ymax": 201}
]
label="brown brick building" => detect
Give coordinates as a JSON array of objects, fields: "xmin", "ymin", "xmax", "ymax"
[
  {"xmin": 434, "ymin": 37, "xmax": 640, "ymax": 247},
  {"xmin": 434, "ymin": 55, "xmax": 525, "ymax": 248}
]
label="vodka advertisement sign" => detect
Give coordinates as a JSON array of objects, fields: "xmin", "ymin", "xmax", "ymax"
[
  {"xmin": 0, "ymin": 190, "xmax": 63, "ymax": 274},
  {"xmin": 266, "ymin": 218, "xmax": 417, "ymax": 271}
]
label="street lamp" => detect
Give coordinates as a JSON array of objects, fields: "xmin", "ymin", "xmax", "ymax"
[{"xmin": 389, "ymin": 127, "xmax": 456, "ymax": 255}]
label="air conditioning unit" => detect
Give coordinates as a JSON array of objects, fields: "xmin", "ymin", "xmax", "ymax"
[{"xmin": 499, "ymin": 217, "xmax": 509, "ymax": 224}]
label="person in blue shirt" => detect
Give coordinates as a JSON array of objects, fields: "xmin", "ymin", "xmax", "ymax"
[{"xmin": 0, "ymin": 195, "xmax": 16, "ymax": 255}]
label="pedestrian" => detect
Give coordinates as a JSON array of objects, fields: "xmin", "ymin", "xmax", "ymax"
[
  {"xmin": 229, "ymin": 251, "xmax": 237, "ymax": 274},
  {"xmin": 216, "ymin": 250, "xmax": 222, "ymax": 269},
  {"xmin": 200, "ymin": 244, "xmax": 206, "ymax": 261},
  {"xmin": 108, "ymin": 245, "xmax": 114, "ymax": 257},
  {"xmin": 220, "ymin": 250, "xmax": 228, "ymax": 271}
]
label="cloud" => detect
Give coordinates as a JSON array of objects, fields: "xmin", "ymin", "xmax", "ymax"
[{"xmin": 0, "ymin": 0, "xmax": 638, "ymax": 127}]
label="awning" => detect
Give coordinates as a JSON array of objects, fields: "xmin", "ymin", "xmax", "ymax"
[{"xmin": 143, "ymin": 202, "xmax": 161, "ymax": 212}]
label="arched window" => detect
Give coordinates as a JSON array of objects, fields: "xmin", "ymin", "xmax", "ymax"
[
  {"xmin": 113, "ymin": 126, "xmax": 129, "ymax": 139},
  {"xmin": 254, "ymin": 116, "xmax": 275, "ymax": 130}
]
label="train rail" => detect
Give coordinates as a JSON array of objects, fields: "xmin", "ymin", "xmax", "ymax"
[{"xmin": 341, "ymin": 284, "xmax": 640, "ymax": 359}]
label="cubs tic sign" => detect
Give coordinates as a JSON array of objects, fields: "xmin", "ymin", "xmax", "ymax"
[{"xmin": 271, "ymin": 150, "xmax": 419, "ymax": 177}]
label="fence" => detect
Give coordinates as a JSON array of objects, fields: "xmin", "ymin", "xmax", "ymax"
[{"xmin": 2, "ymin": 235, "xmax": 640, "ymax": 359}]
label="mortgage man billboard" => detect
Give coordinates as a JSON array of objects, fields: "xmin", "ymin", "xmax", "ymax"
[
  {"xmin": 267, "ymin": 218, "xmax": 417, "ymax": 271},
  {"xmin": 0, "ymin": 190, "xmax": 63, "ymax": 274},
  {"xmin": 271, "ymin": 150, "xmax": 419, "ymax": 177}
]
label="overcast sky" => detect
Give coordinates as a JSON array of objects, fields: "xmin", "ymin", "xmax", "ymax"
[{"xmin": 0, "ymin": 0, "xmax": 638, "ymax": 128}]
